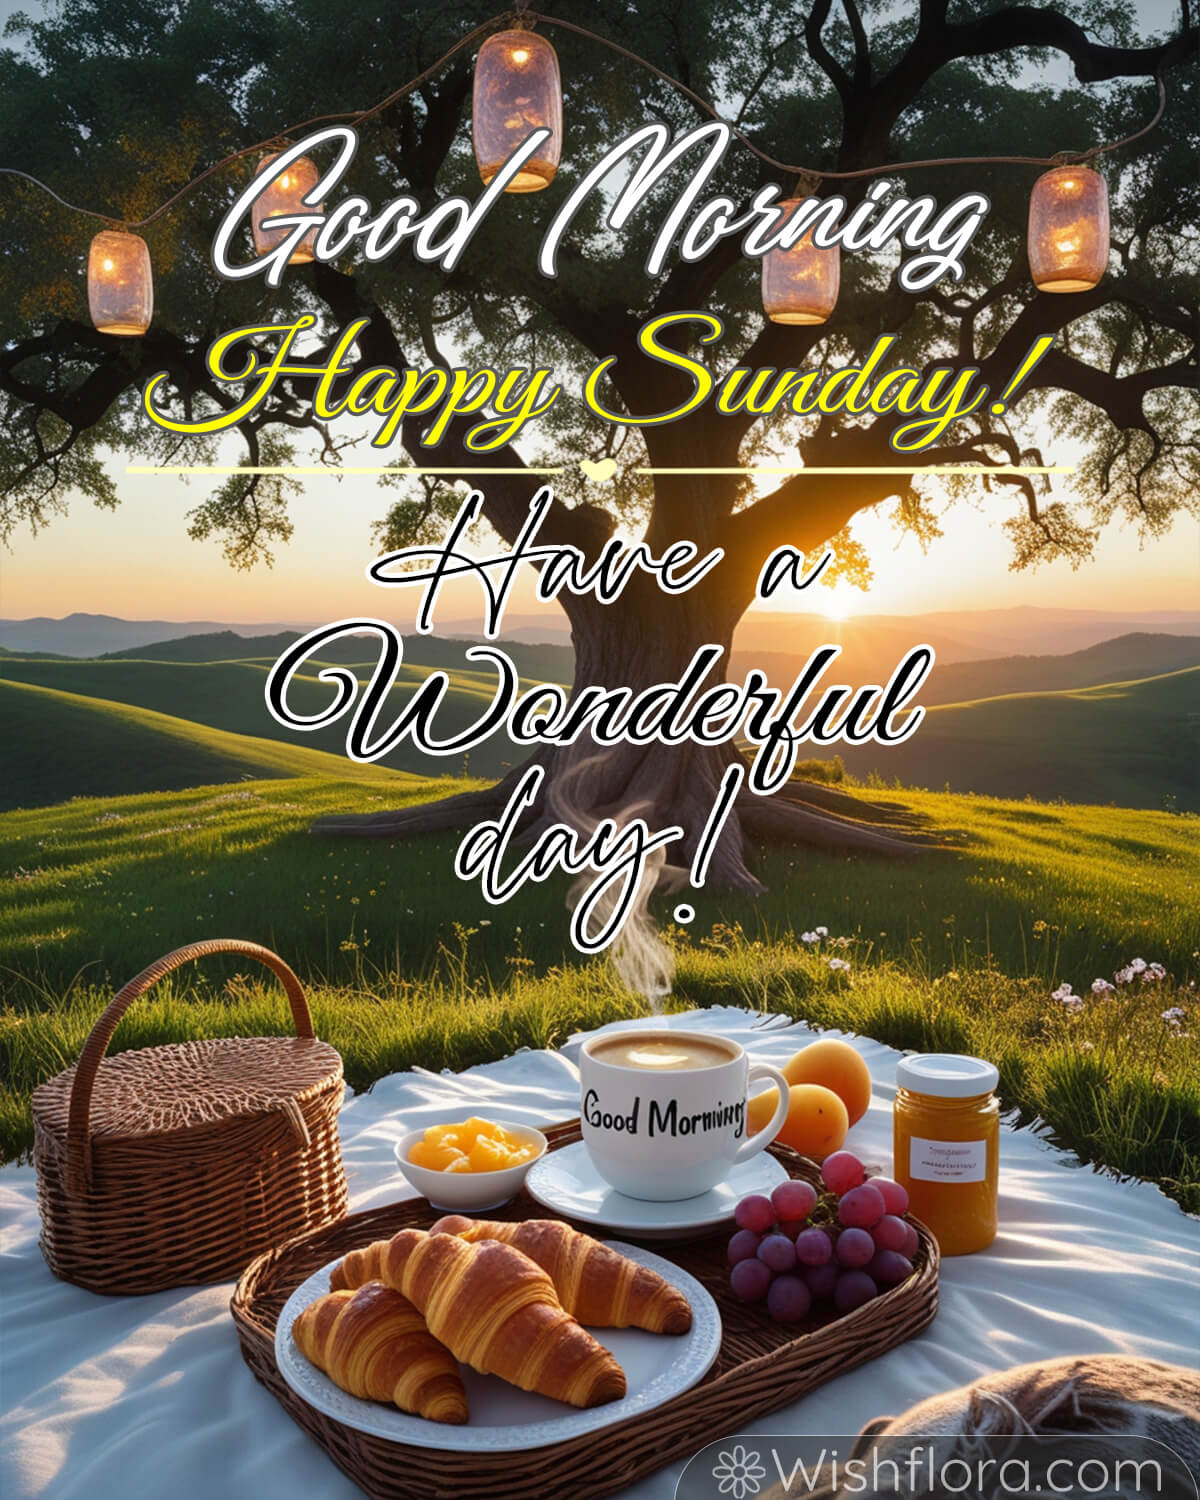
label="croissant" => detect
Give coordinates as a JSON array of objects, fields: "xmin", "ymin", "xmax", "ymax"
[
  {"xmin": 293, "ymin": 1280, "xmax": 468, "ymax": 1425},
  {"xmin": 339, "ymin": 1228, "xmax": 626, "ymax": 1408},
  {"xmin": 429, "ymin": 1215, "xmax": 693, "ymax": 1335}
]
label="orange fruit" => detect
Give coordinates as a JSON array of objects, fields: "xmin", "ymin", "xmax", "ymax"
[
  {"xmin": 747, "ymin": 1082, "xmax": 848, "ymax": 1160},
  {"xmin": 784, "ymin": 1039, "xmax": 873, "ymax": 1126}
]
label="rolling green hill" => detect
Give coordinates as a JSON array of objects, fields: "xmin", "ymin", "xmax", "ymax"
[
  {"xmin": 0, "ymin": 678, "xmax": 424, "ymax": 809},
  {"xmin": 838, "ymin": 667, "xmax": 1200, "ymax": 810},
  {"xmin": 0, "ymin": 654, "xmax": 535, "ymax": 785},
  {"xmin": 99, "ymin": 628, "xmax": 576, "ymax": 685}
]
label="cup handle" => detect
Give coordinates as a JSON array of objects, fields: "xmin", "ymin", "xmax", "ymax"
[{"xmin": 732, "ymin": 1063, "xmax": 792, "ymax": 1164}]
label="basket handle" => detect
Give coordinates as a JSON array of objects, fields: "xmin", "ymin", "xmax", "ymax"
[{"xmin": 66, "ymin": 939, "xmax": 315, "ymax": 1196}]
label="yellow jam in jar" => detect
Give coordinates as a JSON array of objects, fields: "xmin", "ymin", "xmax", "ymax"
[{"xmin": 893, "ymin": 1053, "xmax": 999, "ymax": 1256}]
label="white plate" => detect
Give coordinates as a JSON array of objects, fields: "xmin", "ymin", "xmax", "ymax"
[
  {"xmin": 524, "ymin": 1139, "xmax": 788, "ymax": 1240},
  {"xmin": 275, "ymin": 1241, "xmax": 721, "ymax": 1452}
]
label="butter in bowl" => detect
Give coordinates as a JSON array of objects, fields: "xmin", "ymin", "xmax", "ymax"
[{"xmin": 394, "ymin": 1117, "xmax": 548, "ymax": 1212}]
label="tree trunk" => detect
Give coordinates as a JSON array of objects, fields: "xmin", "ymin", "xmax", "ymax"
[{"xmin": 310, "ymin": 573, "xmax": 926, "ymax": 891}]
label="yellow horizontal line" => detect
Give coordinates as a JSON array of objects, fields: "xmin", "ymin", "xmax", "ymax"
[
  {"xmin": 637, "ymin": 465, "xmax": 1075, "ymax": 475},
  {"xmin": 125, "ymin": 465, "xmax": 567, "ymax": 476}
]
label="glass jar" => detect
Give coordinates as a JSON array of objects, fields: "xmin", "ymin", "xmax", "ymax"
[{"xmin": 893, "ymin": 1053, "xmax": 999, "ymax": 1256}]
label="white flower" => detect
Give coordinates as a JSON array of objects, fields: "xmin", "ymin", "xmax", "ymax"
[
  {"xmin": 1115, "ymin": 966, "xmax": 1136, "ymax": 986},
  {"xmin": 711, "ymin": 1446, "xmax": 767, "ymax": 1500},
  {"xmin": 1091, "ymin": 978, "xmax": 1115, "ymax": 997},
  {"xmin": 1129, "ymin": 957, "xmax": 1147, "ymax": 974},
  {"xmin": 815, "ymin": 925, "xmax": 829, "ymax": 937},
  {"xmin": 1162, "ymin": 1007, "xmax": 1186, "ymax": 1024},
  {"xmin": 1051, "ymin": 983, "xmax": 1075, "ymax": 1002},
  {"xmin": 828, "ymin": 957, "xmax": 850, "ymax": 973},
  {"xmin": 801, "ymin": 931, "xmax": 819, "ymax": 944},
  {"xmin": 1079, "ymin": 1041, "xmax": 1095, "ymax": 1051},
  {"xmin": 1146, "ymin": 962, "xmax": 1166, "ymax": 981}
]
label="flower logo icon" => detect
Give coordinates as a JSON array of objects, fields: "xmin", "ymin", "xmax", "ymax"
[{"xmin": 711, "ymin": 1445, "xmax": 766, "ymax": 1498}]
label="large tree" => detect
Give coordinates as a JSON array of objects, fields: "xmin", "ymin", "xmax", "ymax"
[{"xmin": 2, "ymin": 0, "xmax": 1197, "ymax": 891}]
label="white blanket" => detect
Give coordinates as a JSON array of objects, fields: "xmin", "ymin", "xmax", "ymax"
[{"xmin": 2, "ymin": 1008, "xmax": 1197, "ymax": 1500}]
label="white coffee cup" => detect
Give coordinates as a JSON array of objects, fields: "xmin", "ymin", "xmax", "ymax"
[{"xmin": 578, "ymin": 1028, "xmax": 791, "ymax": 1201}]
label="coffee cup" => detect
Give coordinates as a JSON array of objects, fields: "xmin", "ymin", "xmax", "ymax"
[{"xmin": 578, "ymin": 1029, "xmax": 791, "ymax": 1201}]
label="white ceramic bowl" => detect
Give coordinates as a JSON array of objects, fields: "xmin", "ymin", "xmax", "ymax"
[{"xmin": 393, "ymin": 1123, "xmax": 548, "ymax": 1212}]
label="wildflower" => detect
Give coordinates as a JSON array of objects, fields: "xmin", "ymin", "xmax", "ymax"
[
  {"xmin": 1052, "ymin": 983, "xmax": 1083, "ymax": 1012},
  {"xmin": 1145, "ymin": 962, "xmax": 1166, "ymax": 981},
  {"xmin": 479, "ymin": 919, "xmax": 492, "ymax": 927},
  {"xmin": 1129, "ymin": 958, "xmax": 1147, "ymax": 974},
  {"xmin": 1114, "ymin": 966, "xmax": 1136, "ymax": 986},
  {"xmin": 815, "ymin": 925, "xmax": 829, "ymax": 937},
  {"xmin": 828, "ymin": 958, "xmax": 850, "ymax": 973},
  {"xmin": 1090, "ymin": 978, "xmax": 1115, "ymax": 997},
  {"xmin": 1079, "ymin": 1041, "xmax": 1095, "ymax": 1051},
  {"xmin": 1032, "ymin": 920, "xmax": 1048, "ymax": 936},
  {"xmin": 801, "ymin": 931, "xmax": 819, "ymax": 944},
  {"xmin": 1162, "ymin": 1007, "xmax": 1186, "ymax": 1024}
]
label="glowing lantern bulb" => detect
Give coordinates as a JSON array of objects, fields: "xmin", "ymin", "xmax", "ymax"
[
  {"xmin": 87, "ymin": 230, "xmax": 152, "ymax": 336},
  {"xmin": 473, "ymin": 29, "xmax": 562, "ymax": 192},
  {"xmin": 761, "ymin": 199, "xmax": 840, "ymax": 325},
  {"xmin": 1028, "ymin": 164, "xmax": 1109, "ymax": 292},
  {"xmin": 251, "ymin": 151, "xmax": 322, "ymax": 264}
]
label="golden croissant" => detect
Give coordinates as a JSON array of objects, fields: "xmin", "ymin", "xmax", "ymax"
[
  {"xmin": 293, "ymin": 1279, "xmax": 468, "ymax": 1425},
  {"xmin": 428, "ymin": 1215, "xmax": 693, "ymax": 1334},
  {"xmin": 335, "ymin": 1228, "xmax": 626, "ymax": 1408}
]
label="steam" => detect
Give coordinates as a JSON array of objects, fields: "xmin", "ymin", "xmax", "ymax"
[{"xmin": 548, "ymin": 747, "xmax": 684, "ymax": 1010}]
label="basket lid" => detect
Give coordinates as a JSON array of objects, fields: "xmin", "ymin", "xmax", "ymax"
[{"xmin": 34, "ymin": 1035, "xmax": 342, "ymax": 1144}]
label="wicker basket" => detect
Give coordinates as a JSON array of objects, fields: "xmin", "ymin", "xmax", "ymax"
[
  {"xmin": 33, "ymin": 939, "xmax": 348, "ymax": 1295},
  {"xmin": 232, "ymin": 1121, "xmax": 939, "ymax": 1499}
]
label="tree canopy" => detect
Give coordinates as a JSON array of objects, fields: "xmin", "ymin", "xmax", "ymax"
[{"xmin": 2, "ymin": 0, "xmax": 1197, "ymax": 609}]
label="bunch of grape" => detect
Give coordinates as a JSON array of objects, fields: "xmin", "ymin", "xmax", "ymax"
[{"xmin": 727, "ymin": 1150, "xmax": 918, "ymax": 1323}]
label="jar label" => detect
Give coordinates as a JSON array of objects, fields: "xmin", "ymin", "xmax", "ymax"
[{"xmin": 909, "ymin": 1136, "xmax": 987, "ymax": 1183}]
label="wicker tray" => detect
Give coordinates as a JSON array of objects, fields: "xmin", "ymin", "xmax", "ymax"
[{"xmin": 232, "ymin": 1120, "xmax": 938, "ymax": 1499}]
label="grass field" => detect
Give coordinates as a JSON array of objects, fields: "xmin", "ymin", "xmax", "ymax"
[
  {"xmin": 2, "ymin": 772, "xmax": 1197, "ymax": 1209},
  {"xmin": 840, "ymin": 667, "xmax": 1200, "ymax": 811}
]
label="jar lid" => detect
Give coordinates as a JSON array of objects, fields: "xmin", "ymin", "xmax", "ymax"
[{"xmin": 896, "ymin": 1052, "xmax": 999, "ymax": 1098}]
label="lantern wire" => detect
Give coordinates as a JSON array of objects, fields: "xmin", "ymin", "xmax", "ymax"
[{"xmin": 0, "ymin": 9, "xmax": 1171, "ymax": 232}]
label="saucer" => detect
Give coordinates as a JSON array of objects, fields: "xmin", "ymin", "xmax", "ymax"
[{"xmin": 524, "ymin": 1140, "xmax": 788, "ymax": 1240}]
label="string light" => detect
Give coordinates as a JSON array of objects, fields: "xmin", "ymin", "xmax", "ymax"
[{"xmin": 0, "ymin": 11, "xmax": 1166, "ymax": 336}]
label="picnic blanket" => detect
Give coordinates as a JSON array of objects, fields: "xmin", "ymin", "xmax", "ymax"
[{"xmin": 2, "ymin": 1007, "xmax": 1198, "ymax": 1499}]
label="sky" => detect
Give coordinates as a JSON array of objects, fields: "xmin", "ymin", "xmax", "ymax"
[{"xmin": 3, "ymin": 0, "xmax": 1197, "ymax": 628}]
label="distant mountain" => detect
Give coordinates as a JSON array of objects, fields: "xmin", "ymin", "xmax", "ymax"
[{"xmin": 0, "ymin": 613, "xmax": 302, "ymax": 658}]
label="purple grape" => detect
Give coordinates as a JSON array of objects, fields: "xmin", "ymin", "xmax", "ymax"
[
  {"xmin": 867, "ymin": 1249, "xmax": 914, "ymax": 1286},
  {"xmin": 805, "ymin": 1261, "xmax": 839, "ymax": 1300},
  {"xmin": 727, "ymin": 1229, "xmax": 762, "ymax": 1266},
  {"xmin": 834, "ymin": 1270, "xmax": 879, "ymax": 1313},
  {"xmin": 771, "ymin": 1179, "xmax": 817, "ymax": 1224},
  {"xmin": 821, "ymin": 1150, "xmax": 865, "ymax": 1195},
  {"xmin": 835, "ymin": 1226, "xmax": 875, "ymax": 1268},
  {"xmin": 730, "ymin": 1257, "xmax": 773, "ymax": 1302},
  {"xmin": 870, "ymin": 1176, "xmax": 909, "ymax": 1216},
  {"xmin": 838, "ymin": 1183, "xmax": 886, "ymax": 1229},
  {"xmin": 778, "ymin": 1219, "xmax": 807, "ymax": 1240},
  {"xmin": 766, "ymin": 1273, "xmax": 812, "ymax": 1324},
  {"xmin": 734, "ymin": 1194, "xmax": 777, "ymax": 1235},
  {"xmin": 757, "ymin": 1232, "xmax": 798, "ymax": 1273},
  {"xmin": 899, "ymin": 1221, "xmax": 920, "ymax": 1259},
  {"xmin": 794, "ymin": 1227, "xmax": 833, "ymax": 1267},
  {"xmin": 872, "ymin": 1214, "xmax": 910, "ymax": 1252}
]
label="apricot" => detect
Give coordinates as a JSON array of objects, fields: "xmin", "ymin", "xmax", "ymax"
[
  {"xmin": 748, "ymin": 1082, "xmax": 848, "ymax": 1161},
  {"xmin": 784, "ymin": 1039, "xmax": 873, "ymax": 1126}
]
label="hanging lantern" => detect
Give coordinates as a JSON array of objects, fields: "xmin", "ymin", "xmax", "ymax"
[
  {"xmin": 1027, "ymin": 164, "xmax": 1109, "ymax": 293},
  {"xmin": 252, "ymin": 152, "xmax": 321, "ymax": 262},
  {"xmin": 473, "ymin": 29, "xmax": 562, "ymax": 192},
  {"xmin": 761, "ymin": 199, "xmax": 840, "ymax": 324},
  {"xmin": 87, "ymin": 230, "xmax": 152, "ymax": 336}
]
